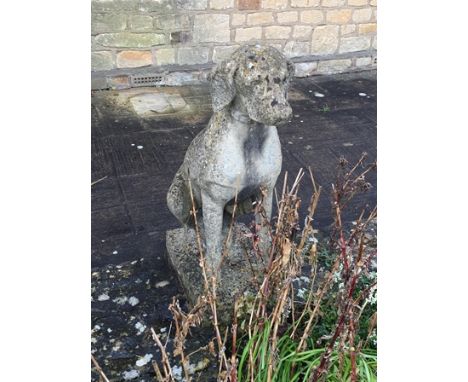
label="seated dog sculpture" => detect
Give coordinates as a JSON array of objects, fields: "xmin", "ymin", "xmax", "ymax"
[{"xmin": 167, "ymin": 45, "xmax": 293, "ymax": 277}]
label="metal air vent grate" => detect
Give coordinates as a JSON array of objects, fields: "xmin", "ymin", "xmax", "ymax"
[{"xmin": 130, "ymin": 74, "xmax": 164, "ymax": 87}]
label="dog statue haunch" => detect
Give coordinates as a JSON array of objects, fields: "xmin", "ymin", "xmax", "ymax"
[{"xmin": 167, "ymin": 45, "xmax": 294, "ymax": 277}]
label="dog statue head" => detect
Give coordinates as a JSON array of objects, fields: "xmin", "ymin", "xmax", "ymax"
[{"xmin": 211, "ymin": 45, "xmax": 294, "ymax": 126}]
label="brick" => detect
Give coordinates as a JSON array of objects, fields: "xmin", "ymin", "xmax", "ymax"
[
  {"xmin": 95, "ymin": 33, "xmax": 166, "ymax": 48},
  {"xmin": 283, "ymin": 41, "xmax": 309, "ymax": 58},
  {"xmin": 353, "ymin": 8, "xmax": 372, "ymax": 22},
  {"xmin": 356, "ymin": 56, "xmax": 372, "ymax": 67},
  {"xmin": 327, "ymin": 9, "xmax": 352, "ymax": 24},
  {"xmin": 235, "ymin": 27, "xmax": 262, "ymax": 42},
  {"xmin": 291, "ymin": 0, "xmax": 319, "ymax": 6},
  {"xmin": 293, "ymin": 25, "xmax": 312, "ymax": 39},
  {"xmin": 294, "ymin": 62, "xmax": 317, "ymax": 77},
  {"xmin": 175, "ymin": 0, "xmax": 208, "ymax": 10},
  {"xmin": 231, "ymin": 13, "xmax": 246, "ymax": 26},
  {"xmin": 247, "ymin": 12, "xmax": 273, "ymax": 25},
  {"xmin": 238, "ymin": 0, "xmax": 260, "ymax": 10},
  {"xmin": 341, "ymin": 24, "xmax": 356, "ymax": 35},
  {"xmin": 348, "ymin": 0, "xmax": 367, "ymax": 5},
  {"xmin": 300, "ymin": 10, "xmax": 323, "ymax": 23},
  {"xmin": 91, "ymin": 13, "xmax": 126, "ymax": 34},
  {"xmin": 264, "ymin": 26, "xmax": 291, "ymax": 39},
  {"xmin": 178, "ymin": 47, "xmax": 210, "ymax": 65},
  {"xmin": 193, "ymin": 14, "xmax": 230, "ymax": 42},
  {"xmin": 210, "ymin": 0, "xmax": 234, "ymax": 9},
  {"xmin": 310, "ymin": 25, "xmax": 339, "ymax": 54},
  {"xmin": 212, "ymin": 45, "xmax": 240, "ymax": 63},
  {"xmin": 339, "ymin": 36, "xmax": 371, "ymax": 53},
  {"xmin": 262, "ymin": 0, "xmax": 287, "ymax": 10},
  {"xmin": 154, "ymin": 15, "xmax": 190, "ymax": 30},
  {"xmin": 358, "ymin": 23, "xmax": 376, "ymax": 34},
  {"xmin": 116, "ymin": 50, "xmax": 152, "ymax": 68},
  {"xmin": 155, "ymin": 48, "xmax": 176, "ymax": 65},
  {"xmin": 128, "ymin": 15, "xmax": 153, "ymax": 31},
  {"xmin": 321, "ymin": 0, "xmax": 345, "ymax": 6},
  {"xmin": 317, "ymin": 59, "xmax": 352, "ymax": 74},
  {"xmin": 91, "ymin": 51, "xmax": 114, "ymax": 71},
  {"xmin": 277, "ymin": 11, "xmax": 298, "ymax": 24}
]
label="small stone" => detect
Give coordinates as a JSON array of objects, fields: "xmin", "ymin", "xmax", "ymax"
[
  {"xmin": 155, "ymin": 280, "xmax": 170, "ymax": 288},
  {"xmin": 129, "ymin": 296, "xmax": 140, "ymax": 306},
  {"xmin": 359, "ymin": 93, "xmax": 367, "ymax": 96},
  {"xmin": 112, "ymin": 250, "xmax": 118, "ymax": 254},
  {"xmin": 135, "ymin": 353, "xmax": 153, "ymax": 367},
  {"xmin": 137, "ymin": 145, "xmax": 143, "ymax": 150},
  {"xmin": 314, "ymin": 92, "xmax": 325, "ymax": 98},
  {"xmin": 98, "ymin": 294, "xmax": 110, "ymax": 301},
  {"xmin": 122, "ymin": 370, "xmax": 139, "ymax": 380},
  {"xmin": 135, "ymin": 322, "xmax": 146, "ymax": 334}
]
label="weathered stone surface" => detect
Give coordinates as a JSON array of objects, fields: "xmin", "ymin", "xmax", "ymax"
[
  {"xmin": 155, "ymin": 48, "xmax": 176, "ymax": 65},
  {"xmin": 310, "ymin": 25, "xmax": 339, "ymax": 55},
  {"xmin": 341, "ymin": 24, "xmax": 356, "ymax": 35},
  {"xmin": 238, "ymin": 0, "xmax": 260, "ymax": 10},
  {"xmin": 154, "ymin": 14, "xmax": 191, "ymax": 30},
  {"xmin": 231, "ymin": 13, "xmax": 246, "ymax": 26},
  {"xmin": 294, "ymin": 62, "xmax": 317, "ymax": 77},
  {"xmin": 129, "ymin": 92, "xmax": 188, "ymax": 116},
  {"xmin": 235, "ymin": 27, "xmax": 262, "ymax": 42},
  {"xmin": 358, "ymin": 22, "xmax": 376, "ymax": 34},
  {"xmin": 261, "ymin": 0, "xmax": 287, "ymax": 9},
  {"xmin": 210, "ymin": 0, "xmax": 234, "ymax": 9},
  {"xmin": 264, "ymin": 25, "xmax": 291, "ymax": 39},
  {"xmin": 92, "ymin": 13, "xmax": 127, "ymax": 34},
  {"xmin": 193, "ymin": 14, "xmax": 230, "ymax": 42},
  {"xmin": 247, "ymin": 12, "xmax": 273, "ymax": 25},
  {"xmin": 291, "ymin": 0, "xmax": 319, "ymax": 6},
  {"xmin": 372, "ymin": 35, "xmax": 377, "ymax": 49},
  {"xmin": 322, "ymin": 0, "xmax": 345, "ymax": 6},
  {"xmin": 166, "ymin": 224, "xmax": 265, "ymax": 324},
  {"xmin": 326, "ymin": 9, "xmax": 352, "ymax": 24},
  {"xmin": 277, "ymin": 11, "xmax": 298, "ymax": 24},
  {"xmin": 92, "ymin": 51, "xmax": 114, "ymax": 71},
  {"xmin": 370, "ymin": 0, "xmax": 376, "ymax": 5},
  {"xmin": 212, "ymin": 45, "xmax": 240, "ymax": 63},
  {"xmin": 128, "ymin": 15, "xmax": 153, "ymax": 31},
  {"xmin": 348, "ymin": 0, "xmax": 368, "ymax": 5},
  {"xmin": 300, "ymin": 10, "xmax": 323, "ymax": 23},
  {"xmin": 293, "ymin": 25, "xmax": 312, "ymax": 39},
  {"xmin": 356, "ymin": 56, "xmax": 372, "ymax": 67},
  {"xmin": 353, "ymin": 8, "xmax": 372, "ymax": 23},
  {"xmin": 284, "ymin": 41, "xmax": 309, "ymax": 58},
  {"xmin": 95, "ymin": 33, "xmax": 166, "ymax": 48},
  {"xmin": 175, "ymin": 0, "xmax": 208, "ymax": 10},
  {"xmin": 178, "ymin": 47, "xmax": 210, "ymax": 64},
  {"xmin": 106, "ymin": 74, "xmax": 131, "ymax": 90},
  {"xmin": 317, "ymin": 58, "xmax": 352, "ymax": 74},
  {"xmin": 339, "ymin": 36, "xmax": 371, "ymax": 53},
  {"xmin": 116, "ymin": 50, "xmax": 153, "ymax": 68}
]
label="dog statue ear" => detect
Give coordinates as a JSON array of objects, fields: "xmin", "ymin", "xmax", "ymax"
[{"xmin": 210, "ymin": 60, "xmax": 238, "ymax": 112}]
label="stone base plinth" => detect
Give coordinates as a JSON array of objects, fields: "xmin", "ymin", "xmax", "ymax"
[{"xmin": 166, "ymin": 223, "xmax": 265, "ymax": 324}]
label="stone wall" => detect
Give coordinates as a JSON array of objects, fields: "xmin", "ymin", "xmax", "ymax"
[{"xmin": 91, "ymin": 0, "xmax": 376, "ymax": 88}]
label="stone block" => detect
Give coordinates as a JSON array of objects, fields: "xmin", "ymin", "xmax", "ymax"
[
  {"xmin": 294, "ymin": 62, "xmax": 317, "ymax": 77},
  {"xmin": 291, "ymin": 0, "xmax": 319, "ymax": 7},
  {"xmin": 300, "ymin": 10, "xmax": 323, "ymax": 23},
  {"xmin": 370, "ymin": 0, "xmax": 376, "ymax": 5},
  {"xmin": 155, "ymin": 48, "xmax": 176, "ymax": 65},
  {"xmin": 238, "ymin": 0, "xmax": 261, "ymax": 10},
  {"xmin": 321, "ymin": 0, "xmax": 345, "ymax": 6},
  {"xmin": 175, "ymin": 0, "xmax": 208, "ymax": 10},
  {"xmin": 356, "ymin": 56, "xmax": 372, "ymax": 67},
  {"xmin": 235, "ymin": 27, "xmax": 262, "ymax": 42},
  {"xmin": 95, "ymin": 33, "xmax": 166, "ymax": 48},
  {"xmin": 128, "ymin": 15, "xmax": 153, "ymax": 31},
  {"xmin": 310, "ymin": 25, "xmax": 339, "ymax": 55},
  {"xmin": 341, "ymin": 24, "xmax": 356, "ymax": 35},
  {"xmin": 178, "ymin": 47, "xmax": 210, "ymax": 65},
  {"xmin": 91, "ymin": 51, "xmax": 114, "ymax": 71},
  {"xmin": 130, "ymin": 92, "xmax": 188, "ymax": 116},
  {"xmin": 293, "ymin": 25, "xmax": 313, "ymax": 39},
  {"xmin": 193, "ymin": 14, "xmax": 231, "ymax": 42},
  {"xmin": 212, "ymin": 45, "xmax": 240, "ymax": 63},
  {"xmin": 348, "ymin": 0, "xmax": 368, "ymax": 5},
  {"xmin": 327, "ymin": 9, "xmax": 352, "ymax": 24},
  {"xmin": 339, "ymin": 36, "xmax": 371, "ymax": 53},
  {"xmin": 210, "ymin": 0, "xmax": 234, "ymax": 8},
  {"xmin": 106, "ymin": 74, "xmax": 131, "ymax": 90},
  {"xmin": 116, "ymin": 50, "xmax": 153, "ymax": 68},
  {"xmin": 154, "ymin": 15, "xmax": 191, "ymax": 30},
  {"xmin": 358, "ymin": 23, "xmax": 376, "ymax": 34},
  {"xmin": 231, "ymin": 13, "xmax": 246, "ymax": 26},
  {"xmin": 91, "ymin": 13, "xmax": 127, "ymax": 34},
  {"xmin": 353, "ymin": 8, "xmax": 372, "ymax": 22},
  {"xmin": 247, "ymin": 12, "xmax": 273, "ymax": 25},
  {"xmin": 317, "ymin": 59, "xmax": 352, "ymax": 74},
  {"xmin": 261, "ymin": 0, "xmax": 287, "ymax": 10},
  {"xmin": 277, "ymin": 11, "xmax": 298, "ymax": 24},
  {"xmin": 264, "ymin": 25, "xmax": 291, "ymax": 39},
  {"xmin": 170, "ymin": 31, "xmax": 192, "ymax": 44},
  {"xmin": 283, "ymin": 41, "xmax": 309, "ymax": 58}
]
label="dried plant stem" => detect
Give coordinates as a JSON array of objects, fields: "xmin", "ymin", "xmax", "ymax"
[{"xmin": 91, "ymin": 354, "xmax": 111, "ymax": 382}]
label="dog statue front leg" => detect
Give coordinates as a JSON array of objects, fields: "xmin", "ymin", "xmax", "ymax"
[{"xmin": 201, "ymin": 190, "xmax": 224, "ymax": 280}]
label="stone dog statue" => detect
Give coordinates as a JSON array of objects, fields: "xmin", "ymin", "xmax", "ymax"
[{"xmin": 167, "ymin": 45, "xmax": 293, "ymax": 277}]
